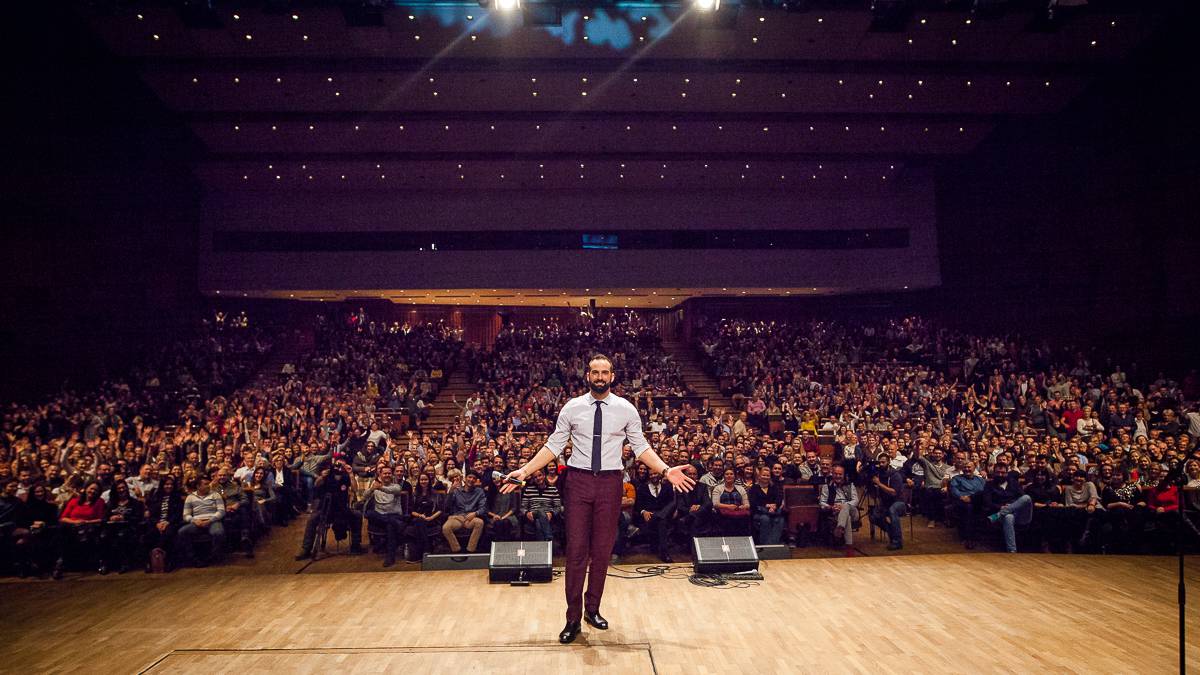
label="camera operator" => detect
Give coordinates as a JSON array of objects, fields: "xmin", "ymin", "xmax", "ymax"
[{"xmin": 295, "ymin": 458, "xmax": 364, "ymax": 560}]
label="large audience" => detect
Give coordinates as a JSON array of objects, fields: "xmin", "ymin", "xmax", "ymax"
[
  {"xmin": 2, "ymin": 309, "xmax": 1198, "ymax": 577},
  {"xmin": 0, "ymin": 309, "xmax": 463, "ymax": 576},
  {"xmin": 454, "ymin": 313, "xmax": 689, "ymax": 437},
  {"xmin": 692, "ymin": 316, "xmax": 1200, "ymax": 554}
]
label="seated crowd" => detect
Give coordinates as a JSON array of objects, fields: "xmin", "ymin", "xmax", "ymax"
[
  {"xmin": 690, "ymin": 316, "xmax": 1200, "ymax": 554},
  {"xmin": 455, "ymin": 313, "xmax": 689, "ymax": 437},
  {"xmin": 2, "ymin": 310, "xmax": 1198, "ymax": 577},
  {"xmin": 0, "ymin": 309, "xmax": 462, "ymax": 577}
]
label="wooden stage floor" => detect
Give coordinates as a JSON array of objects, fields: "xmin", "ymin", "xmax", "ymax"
[{"xmin": 2, "ymin": 553, "xmax": 1197, "ymax": 674}]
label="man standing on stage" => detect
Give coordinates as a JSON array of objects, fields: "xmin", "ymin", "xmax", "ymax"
[{"xmin": 502, "ymin": 354, "xmax": 696, "ymax": 644}]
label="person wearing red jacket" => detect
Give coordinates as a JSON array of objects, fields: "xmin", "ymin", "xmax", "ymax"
[
  {"xmin": 1141, "ymin": 464, "xmax": 1180, "ymax": 554},
  {"xmin": 54, "ymin": 482, "xmax": 108, "ymax": 578}
]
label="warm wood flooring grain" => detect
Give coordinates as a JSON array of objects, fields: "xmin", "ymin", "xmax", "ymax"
[{"xmin": 2, "ymin": 554, "xmax": 1196, "ymax": 674}]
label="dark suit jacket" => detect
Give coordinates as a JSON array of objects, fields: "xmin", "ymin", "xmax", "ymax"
[
  {"xmin": 146, "ymin": 493, "xmax": 185, "ymax": 526},
  {"xmin": 677, "ymin": 484, "xmax": 713, "ymax": 513},
  {"xmin": 634, "ymin": 481, "xmax": 676, "ymax": 517}
]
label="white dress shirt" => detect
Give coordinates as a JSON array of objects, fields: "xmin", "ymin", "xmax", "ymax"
[{"xmin": 546, "ymin": 392, "xmax": 650, "ymax": 471}]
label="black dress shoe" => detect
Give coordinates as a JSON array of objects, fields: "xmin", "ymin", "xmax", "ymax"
[
  {"xmin": 584, "ymin": 611, "xmax": 609, "ymax": 630},
  {"xmin": 558, "ymin": 621, "xmax": 582, "ymax": 644}
]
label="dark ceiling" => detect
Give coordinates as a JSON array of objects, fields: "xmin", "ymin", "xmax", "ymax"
[{"xmin": 78, "ymin": 1, "xmax": 1161, "ymax": 194}]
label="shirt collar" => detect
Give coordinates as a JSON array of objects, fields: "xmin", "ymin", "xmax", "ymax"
[{"xmin": 586, "ymin": 393, "xmax": 610, "ymax": 405}]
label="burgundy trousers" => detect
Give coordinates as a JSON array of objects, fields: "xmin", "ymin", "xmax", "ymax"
[{"xmin": 563, "ymin": 467, "xmax": 623, "ymax": 623}]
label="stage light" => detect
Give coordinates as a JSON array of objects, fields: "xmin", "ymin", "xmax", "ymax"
[
  {"xmin": 694, "ymin": 0, "xmax": 721, "ymax": 12},
  {"xmin": 495, "ymin": 0, "xmax": 520, "ymax": 12}
]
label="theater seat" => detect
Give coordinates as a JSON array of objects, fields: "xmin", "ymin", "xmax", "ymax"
[{"xmin": 784, "ymin": 485, "xmax": 820, "ymax": 544}]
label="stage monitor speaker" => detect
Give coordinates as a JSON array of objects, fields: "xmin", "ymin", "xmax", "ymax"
[
  {"xmin": 422, "ymin": 552, "xmax": 490, "ymax": 571},
  {"xmin": 755, "ymin": 544, "xmax": 791, "ymax": 560},
  {"xmin": 489, "ymin": 541, "xmax": 553, "ymax": 584},
  {"xmin": 692, "ymin": 536, "xmax": 759, "ymax": 574}
]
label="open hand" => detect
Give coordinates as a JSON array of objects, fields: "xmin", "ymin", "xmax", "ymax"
[{"xmin": 663, "ymin": 465, "xmax": 696, "ymax": 491}]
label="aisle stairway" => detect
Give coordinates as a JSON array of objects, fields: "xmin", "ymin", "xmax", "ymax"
[
  {"xmin": 660, "ymin": 339, "xmax": 733, "ymax": 412},
  {"xmin": 420, "ymin": 366, "xmax": 476, "ymax": 433}
]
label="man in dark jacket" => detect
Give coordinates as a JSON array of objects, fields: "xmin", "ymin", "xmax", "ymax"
[
  {"xmin": 869, "ymin": 454, "xmax": 907, "ymax": 550},
  {"xmin": 634, "ymin": 469, "xmax": 677, "ymax": 562},
  {"xmin": 673, "ymin": 465, "xmax": 712, "ymax": 541},
  {"xmin": 984, "ymin": 457, "xmax": 1031, "ymax": 553},
  {"xmin": 296, "ymin": 460, "xmax": 363, "ymax": 560}
]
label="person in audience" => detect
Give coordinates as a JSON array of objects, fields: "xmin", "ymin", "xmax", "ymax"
[
  {"xmin": 406, "ymin": 472, "xmax": 444, "ymax": 561},
  {"xmin": 293, "ymin": 445, "xmax": 332, "ymax": 510},
  {"xmin": 296, "ymin": 460, "xmax": 364, "ymax": 560},
  {"xmin": 813, "ymin": 457, "xmax": 835, "ymax": 487},
  {"xmin": 176, "ymin": 476, "xmax": 226, "ymax": 567},
  {"xmin": 819, "ymin": 466, "xmax": 860, "ymax": 556},
  {"xmin": 9, "ymin": 483, "xmax": 57, "ymax": 577},
  {"xmin": 835, "ymin": 431, "xmax": 867, "ymax": 487},
  {"xmin": 442, "ymin": 471, "xmax": 487, "ymax": 553},
  {"xmin": 712, "ymin": 468, "xmax": 750, "ymax": 536},
  {"xmin": 613, "ymin": 469, "xmax": 637, "ymax": 561},
  {"xmin": 750, "ymin": 466, "xmax": 786, "ymax": 547},
  {"xmin": 212, "ymin": 466, "xmax": 254, "ymax": 557},
  {"xmin": 672, "ymin": 464, "xmax": 712, "ymax": 540},
  {"xmin": 634, "ymin": 466, "xmax": 677, "ymax": 562},
  {"xmin": 521, "ymin": 470, "xmax": 562, "ymax": 543},
  {"xmin": 247, "ymin": 467, "xmax": 276, "ymax": 548},
  {"xmin": 912, "ymin": 443, "xmax": 951, "ymax": 529},
  {"xmin": 487, "ymin": 478, "xmax": 521, "ymax": 542},
  {"xmin": 364, "ymin": 466, "xmax": 410, "ymax": 567},
  {"xmin": 1061, "ymin": 470, "xmax": 1103, "ymax": 550},
  {"xmin": 869, "ymin": 454, "xmax": 906, "ymax": 551},
  {"xmin": 1142, "ymin": 463, "xmax": 1179, "ymax": 553},
  {"xmin": 100, "ymin": 479, "xmax": 145, "ymax": 574},
  {"xmin": 270, "ymin": 454, "xmax": 301, "ymax": 525},
  {"xmin": 144, "ymin": 474, "xmax": 184, "ymax": 572},
  {"xmin": 126, "ymin": 464, "xmax": 159, "ymax": 502},
  {"xmin": 0, "ymin": 481, "xmax": 23, "ymax": 573},
  {"xmin": 984, "ymin": 459, "xmax": 1030, "ymax": 553},
  {"xmin": 53, "ymin": 481, "xmax": 107, "ymax": 578},
  {"xmin": 698, "ymin": 457, "xmax": 724, "ymax": 491},
  {"xmin": 948, "ymin": 460, "xmax": 986, "ymax": 549},
  {"xmin": 796, "ymin": 450, "xmax": 822, "ymax": 483}
]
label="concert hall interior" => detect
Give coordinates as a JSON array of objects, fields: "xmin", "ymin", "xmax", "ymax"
[{"xmin": 2, "ymin": 0, "xmax": 1199, "ymax": 673}]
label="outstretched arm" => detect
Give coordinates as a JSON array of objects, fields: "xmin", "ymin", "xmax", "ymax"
[
  {"xmin": 502, "ymin": 447, "xmax": 557, "ymax": 494},
  {"xmin": 638, "ymin": 448, "xmax": 697, "ymax": 492}
]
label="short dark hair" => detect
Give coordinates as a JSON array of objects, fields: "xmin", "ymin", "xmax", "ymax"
[{"xmin": 588, "ymin": 353, "xmax": 613, "ymax": 370}]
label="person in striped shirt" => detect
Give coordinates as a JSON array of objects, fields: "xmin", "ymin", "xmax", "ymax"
[{"xmin": 521, "ymin": 470, "xmax": 562, "ymax": 541}]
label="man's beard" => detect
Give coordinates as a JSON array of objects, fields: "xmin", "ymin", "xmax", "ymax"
[{"xmin": 589, "ymin": 380, "xmax": 610, "ymax": 395}]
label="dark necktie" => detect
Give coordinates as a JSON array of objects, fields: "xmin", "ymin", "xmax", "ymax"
[{"xmin": 591, "ymin": 401, "xmax": 603, "ymax": 472}]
